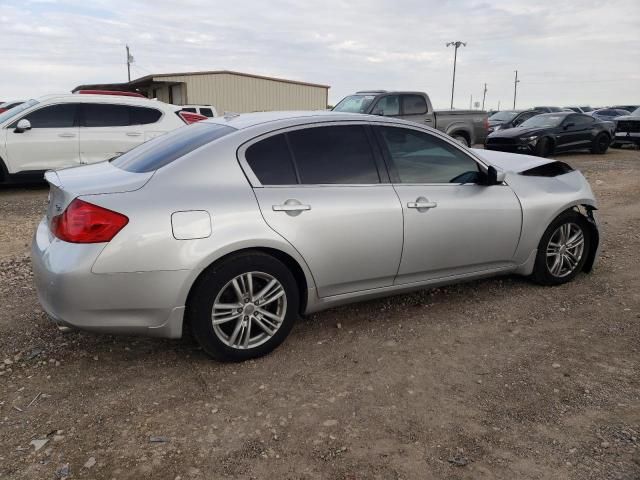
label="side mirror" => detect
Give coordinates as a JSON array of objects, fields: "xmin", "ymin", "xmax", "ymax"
[
  {"xmin": 487, "ymin": 165, "xmax": 506, "ymax": 185},
  {"xmin": 563, "ymin": 122, "xmax": 575, "ymax": 130},
  {"xmin": 15, "ymin": 119, "xmax": 31, "ymax": 133}
]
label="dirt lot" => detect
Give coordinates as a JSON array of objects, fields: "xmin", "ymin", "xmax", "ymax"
[{"xmin": 1, "ymin": 148, "xmax": 639, "ymax": 480}]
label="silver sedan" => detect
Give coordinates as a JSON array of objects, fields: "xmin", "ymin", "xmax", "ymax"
[{"xmin": 32, "ymin": 111, "xmax": 600, "ymax": 361}]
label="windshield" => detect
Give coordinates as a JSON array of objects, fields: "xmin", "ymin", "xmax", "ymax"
[
  {"xmin": 489, "ymin": 111, "xmax": 518, "ymax": 122},
  {"xmin": 0, "ymin": 99, "xmax": 38, "ymax": 124},
  {"xmin": 333, "ymin": 95, "xmax": 376, "ymax": 113},
  {"xmin": 520, "ymin": 114, "xmax": 566, "ymax": 128}
]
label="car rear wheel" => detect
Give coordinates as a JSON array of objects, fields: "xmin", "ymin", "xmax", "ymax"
[
  {"xmin": 451, "ymin": 134, "xmax": 469, "ymax": 147},
  {"xmin": 531, "ymin": 210, "xmax": 591, "ymax": 286},
  {"xmin": 591, "ymin": 133, "xmax": 610, "ymax": 154},
  {"xmin": 534, "ymin": 137, "xmax": 553, "ymax": 157},
  {"xmin": 188, "ymin": 252, "xmax": 299, "ymax": 361}
]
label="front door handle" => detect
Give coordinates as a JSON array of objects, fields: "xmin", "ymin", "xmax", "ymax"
[
  {"xmin": 407, "ymin": 197, "xmax": 437, "ymax": 210},
  {"xmin": 58, "ymin": 133, "xmax": 76, "ymax": 138},
  {"xmin": 126, "ymin": 132, "xmax": 143, "ymax": 137}
]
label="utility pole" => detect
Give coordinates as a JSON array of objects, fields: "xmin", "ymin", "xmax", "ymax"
[
  {"xmin": 498, "ymin": 100, "xmax": 501, "ymax": 111},
  {"xmin": 513, "ymin": 70, "xmax": 520, "ymax": 109},
  {"xmin": 482, "ymin": 83, "xmax": 487, "ymax": 110},
  {"xmin": 446, "ymin": 41, "xmax": 466, "ymax": 109},
  {"xmin": 470, "ymin": 94, "xmax": 473, "ymax": 109},
  {"xmin": 126, "ymin": 45, "xmax": 133, "ymax": 82}
]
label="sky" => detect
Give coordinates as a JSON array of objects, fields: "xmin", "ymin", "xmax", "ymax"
[{"xmin": 1, "ymin": 0, "xmax": 639, "ymax": 110}]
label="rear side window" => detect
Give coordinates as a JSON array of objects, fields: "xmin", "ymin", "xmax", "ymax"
[
  {"xmin": 287, "ymin": 125, "xmax": 379, "ymax": 184},
  {"xmin": 83, "ymin": 104, "xmax": 129, "ymax": 127},
  {"xmin": 130, "ymin": 106, "xmax": 162, "ymax": 125},
  {"xmin": 199, "ymin": 108, "xmax": 214, "ymax": 117},
  {"xmin": 402, "ymin": 95, "xmax": 428, "ymax": 115},
  {"xmin": 21, "ymin": 104, "xmax": 77, "ymax": 128},
  {"xmin": 111, "ymin": 123, "xmax": 235, "ymax": 173},
  {"xmin": 246, "ymin": 134, "xmax": 298, "ymax": 185}
]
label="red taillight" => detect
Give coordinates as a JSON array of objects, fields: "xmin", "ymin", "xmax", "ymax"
[
  {"xmin": 178, "ymin": 111, "xmax": 208, "ymax": 124},
  {"xmin": 0, "ymin": 108, "xmax": 6, "ymax": 113},
  {"xmin": 51, "ymin": 199, "xmax": 128, "ymax": 243}
]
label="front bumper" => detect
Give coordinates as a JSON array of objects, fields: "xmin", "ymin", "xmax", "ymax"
[
  {"xmin": 613, "ymin": 132, "xmax": 640, "ymax": 146},
  {"xmin": 31, "ymin": 219, "xmax": 189, "ymax": 339},
  {"xmin": 484, "ymin": 142, "xmax": 534, "ymax": 154}
]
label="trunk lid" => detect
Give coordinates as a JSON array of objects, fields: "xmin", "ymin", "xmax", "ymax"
[{"xmin": 45, "ymin": 162, "xmax": 153, "ymax": 219}]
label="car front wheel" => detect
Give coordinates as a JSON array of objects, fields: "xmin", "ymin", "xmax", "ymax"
[
  {"xmin": 188, "ymin": 252, "xmax": 299, "ymax": 361},
  {"xmin": 531, "ymin": 210, "xmax": 591, "ymax": 286},
  {"xmin": 591, "ymin": 133, "xmax": 610, "ymax": 154}
]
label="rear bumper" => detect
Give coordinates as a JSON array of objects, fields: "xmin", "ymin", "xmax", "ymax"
[{"xmin": 31, "ymin": 219, "xmax": 188, "ymax": 339}]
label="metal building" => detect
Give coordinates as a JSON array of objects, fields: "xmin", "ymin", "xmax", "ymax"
[{"xmin": 73, "ymin": 70, "xmax": 330, "ymax": 113}]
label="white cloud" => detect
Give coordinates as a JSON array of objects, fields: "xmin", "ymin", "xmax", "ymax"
[{"xmin": 0, "ymin": 0, "xmax": 638, "ymax": 109}]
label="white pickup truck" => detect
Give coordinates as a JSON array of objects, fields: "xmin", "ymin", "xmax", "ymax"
[{"xmin": 333, "ymin": 90, "xmax": 489, "ymax": 146}]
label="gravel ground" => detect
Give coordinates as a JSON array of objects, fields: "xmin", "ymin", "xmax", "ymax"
[{"xmin": 0, "ymin": 147, "xmax": 639, "ymax": 479}]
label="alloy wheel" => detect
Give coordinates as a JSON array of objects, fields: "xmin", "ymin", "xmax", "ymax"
[
  {"xmin": 545, "ymin": 223, "xmax": 585, "ymax": 278},
  {"xmin": 211, "ymin": 272, "xmax": 287, "ymax": 349}
]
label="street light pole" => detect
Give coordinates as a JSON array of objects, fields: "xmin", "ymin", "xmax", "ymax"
[
  {"xmin": 446, "ymin": 41, "xmax": 466, "ymax": 109},
  {"xmin": 482, "ymin": 83, "xmax": 487, "ymax": 110},
  {"xmin": 513, "ymin": 70, "xmax": 520, "ymax": 109}
]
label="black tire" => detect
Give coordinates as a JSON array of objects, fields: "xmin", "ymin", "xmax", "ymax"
[
  {"xmin": 452, "ymin": 134, "xmax": 469, "ymax": 147},
  {"xmin": 534, "ymin": 137, "xmax": 553, "ymax": 157},
  {"xmin": 591, "ymin": 133, "xmax": 610, "ymax": 154},
  {"xmin": 531, "ymin": 210, "xmax": 592, "ymax": 286},
  {"xmin": 188, "ymin": 251, "xmax": 299, "ymax": 361}
]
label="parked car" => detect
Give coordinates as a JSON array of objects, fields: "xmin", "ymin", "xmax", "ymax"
[
  {"xmin": 487, "ymin": 110, "xmax": 520, "ymax": 133},
  {"xmin": 490, "ymin": 110, "xmax": 543, "ymax": 133},
  {"xmin": 333, "ymin": 90, "xmax": 488, "ymax": 146},
  {"xmin": 612, "ymin": 107, "xmax": 640, "ymax": 148},
  {"xmin": 533, "ymin": 106, "xmax": 564, "ymax": 113},
  {"xmin": 590, "ymin": 108, "xmax": 631, "ymax": 123},
  {"xmin": 564, "ymin": 106, "xmax": 594, "ymax": 113},
  {"xmin": 485, "ymin": 112, "xmax": 613, "ymax": 157},
  {"xmin": 611, "ymin": 105, "xmax": 639, "ymax": 113},
  {"xmin": 32, "ymin": 111, "xmax": 600, "ymax": 361},
  {"xmin": 0, "ymin": 94, "xmax": 208, "ymax": 184},
  {"xmin": 181, "ymin": 105, "xmax": 218, "ymax": 118},
  {"xmin": 0, "ymin": 100, "xmax": 25, "ymax": 113}
]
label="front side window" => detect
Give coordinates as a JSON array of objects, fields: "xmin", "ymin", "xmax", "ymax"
[
  {"xmin": 83, "ymin": 104, "xmax": 130, "ymax": 127},
  {"xmin": 287, "ymin": 125, "xmax": 380, "ymax": 184},
  {"xmin": 379, "ymin": 126, "xmax": 479, "ymax": 184},
  {"xmin": 19, "ymin": 103, "xmax": 77, "ymax": 128},
  {"xmin": 246, "ymin": 134, "xmax": 298, "ymax": 185},
  {"xmin": 372, "ymin": 95, "xmax": 400, "ymax": 116},
  {"xmin": 402, "ymin": 95, "xmax": 428, "ymax": 115},
  {"xmin": 570, "ymin": 115, "xmax": 595, "ymax": 126}
]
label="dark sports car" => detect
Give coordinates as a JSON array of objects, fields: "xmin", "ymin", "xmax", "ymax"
[{"xmin": 485, "ymin": 112, "xmax": 613, "ymax": 157}]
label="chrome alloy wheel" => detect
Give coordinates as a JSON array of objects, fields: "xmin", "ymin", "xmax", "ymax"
[
  {"xmin": 211, "ymin": 272, "xmax": 287, "ymax": 349},
  {"xmin": 546, "ymin": 223, "xmax": 585, "ymax": 278}
]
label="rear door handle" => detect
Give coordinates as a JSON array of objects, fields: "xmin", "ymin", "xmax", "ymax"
[
  {"xmin": 126, "ymin": 132, "xmax": 143, "ymax": 137},
  {"xmin": 58, "ymin": 133, "xmax": 76, "ymax": 138},
  {"xmin": 273, "ymin": 204, "xmax": 311, "ymax": 212},
  {"xmin": 424, "ymin": 119, "xmax": 433, "ymax": 123}
]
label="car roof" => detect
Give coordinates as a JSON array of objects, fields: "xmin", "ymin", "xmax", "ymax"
[
  {"xmin": 204, "ymin": 110, "xmax": 387, "ymax": 130},
  {"xmin": 33, "ymin": 93, "xmax": 179, "ymax": 108}
]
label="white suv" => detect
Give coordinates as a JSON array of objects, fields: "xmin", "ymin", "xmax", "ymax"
[{"xmin": 0, "ymin": 94, "xmax": 202, "ymax": 184}]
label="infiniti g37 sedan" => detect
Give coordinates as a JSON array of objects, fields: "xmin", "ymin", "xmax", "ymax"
[{"xmin": 32, "ymin": 111, "xmax": 600, "ymax": 361}]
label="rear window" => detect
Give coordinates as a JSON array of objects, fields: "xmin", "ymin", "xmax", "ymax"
[
  {"xmin": 199, "ymin": 108, "xmax": 214, "ymax": 117},
  {"xmin": 111, "ymin": 123, "xmax": 235, "ymax": 173}
]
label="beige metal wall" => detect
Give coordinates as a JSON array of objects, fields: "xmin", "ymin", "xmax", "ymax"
[{"xmin": 155, "ymin": 73, "xmax": 328, "ymax": 112}]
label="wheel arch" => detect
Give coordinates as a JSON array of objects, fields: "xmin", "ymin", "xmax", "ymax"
[
  {"xmin": 182, "ymin": 246, "xmax": 312, "ymax": 335},
  {"xmin": 448, "ymin": 129, "xmax": 470, "ymax": 146}
]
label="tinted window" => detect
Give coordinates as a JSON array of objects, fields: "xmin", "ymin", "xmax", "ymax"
[
  {"xmin": 21, "ymin": 104, "xmax": 77, "ymax": 128},
  {"xmin": 83, "ymin": 104, "xmax": 129, "ymax": 127},
  {"xmin": 1, "ymin": 99, "xmax": 38, "ymax": 125},
  {"xmin": 246, "ymin": 134, "xmax": 297, "ymax": 185},
  {"xmin": 199, "ymin": 108, "xmax": 214, "ymax": 117},
  {"xmin": 181, "ymin": 107, "xmax": 196, "ymax": 113},
  {"xmin": 111, "ymin": 123, "xmax": 235, "ymax": 173},
  {"xmin": 402, "ymin": 95, "xmax": 428, "ymax": 115},
  {"xmin": 130, "ymin": 106, "xmax": 162, "ymax": 125},
  {"xmin": 288, "ymin": 125, "xmax": 379, "ymax": 184},
  {"xmin": 373, "ymin": 95, "xmax": 400, "ymax": 116},
  {"xmin": 379, "ymin": 127, "xmax": 478, "ymax": 184},
  {"xmin": 570, "ymin": 115, "xmax": 595, "ymax": 126}
]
